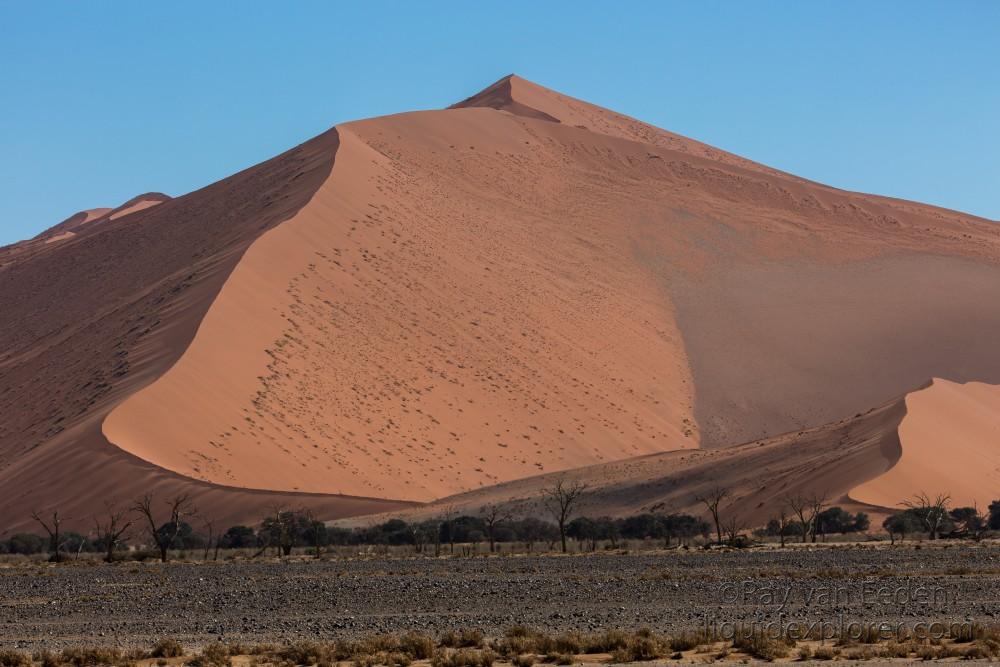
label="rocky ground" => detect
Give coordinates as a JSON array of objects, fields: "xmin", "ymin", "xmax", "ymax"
[{"xmin": 1, "ymin": 543, "xmax": 998, "ymax": 650}]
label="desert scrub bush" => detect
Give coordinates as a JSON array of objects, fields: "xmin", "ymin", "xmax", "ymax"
[
  {"xmin": 495, "ymin": 636, "xmax": 535, "ymax": 658},
  {"xmin": 625, "ymin": 635, "xmax": 664, "ymax": 661},
  {"xmin": 731, "ymin": 630, "xmax": 790, "ymax": 661},
  {"xmin": 811, "ymin": 645, "xmax": 838, "ymax": 660},
  {"xmin": 430, "ymin": 648, "xmax": 492, "ymax": 667},
  {"xmin": 552, "ymin": 633, "xmax": 582, "ymax": 655},
  {"xmin": 843, "ymin": 645, "xmax": 876, "ymax": 661},
  {"xmin": 61, "ymin": 647, "xmax": 125, "ymax": 667},
  {"xmin": 580, "ymin": 629, "xmax": 630, "ymax": 653},
  {"xmin": 439, "ymin": 629, "xmax": 485, "ymax": 649},
  {"xmin": 607, "ymin": 635, "xmax": 666, "ymax": 663},
  {"xmin": 358, "ymin": 652, "xmax": 410, "ymax": 667},
  {"xmin": 877, "ymin": 641, "xmax": 911, "ymax": 659},
  {"xmin": 512, "ymin": 655, "xmax": 536, "ymax": 667},
  {"xmin": 32, "ymin": 650, "xmax": 60, "ymax": 667},
  {"xmin": 959, "ymin": 639, "xmax": 1000, "ymax": 659},
  {"xmin": 498, "ymin": 628, "xmax": 553, "ymax": 656},
  {"xmin": 276, "ymin": 641, "xmax": 333, "ymax": 666},
  {"xmin": 186, "ymin": 644, "xmax": 231, "ymax": 667},
  {"xmin": 223, "ymin": 644, "xmax": 249, "ymax": 657},
  {"xmin": 123, "ymin": 649, "xmax": 149, "ymax": 662},
  {"xmin": 0, "ymin": 650, "xmax": 30, "ymax": 667},
  {"xmin": 398, "ymin": 632, "xmax": 435, "ymax": 660},
  {"xmin": 667, "ymin": 627, "xmax": 716, "ymax": 653},
  {"xmin": 548, "ymin": 654, "xmax": 574, "ymax": 666},
  {"xmin": 151, "ymin": 640, "xmax": 185, "ymax": 659}
]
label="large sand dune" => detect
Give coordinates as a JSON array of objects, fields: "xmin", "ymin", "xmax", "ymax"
[{"xmin": 3, "ymin": 75, "xmax": 1000, "ymax": 530}]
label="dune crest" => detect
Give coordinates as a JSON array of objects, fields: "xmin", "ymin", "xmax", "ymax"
[{"xmin": 851, "ymin": 378, "xmax": 1000, "ymax": 509}]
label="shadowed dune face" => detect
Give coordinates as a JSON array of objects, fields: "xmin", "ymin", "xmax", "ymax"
[
  {"xmin": 852, "ymin": 379, "xmax": 1000, "ymax": 509},
  {"xmin": 4, "ymin": 75, "xmax": 1000, "ymax": 529},
  {"xmin": 670, "ymin": 255, "xmax": 1000, "ymax": 446}
]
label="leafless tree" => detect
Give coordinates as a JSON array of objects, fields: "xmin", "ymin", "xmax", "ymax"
[
  {"xmin": 427, "ymin": 515, "xmax": 444, "ymax": 557},
  {"xmin": 93, "ymin": 501, "xmax": 133, "ymax": 563},
  {"xmin": 201, "ymin": 518, "xmax": 217, "ymax": 561},
  {"xmin": 694, "ymin": 487, "xmax": 729, "ymax": 544},
  {"xmin": 441, "ymin": 505, "xmax": 458, "ymax": 555},
  {"xmin": 30, "ymin": 509, "xmax": 67, "ymax": 563},
  {"xmin": 541, "ymin": 478, "xmax": 588, "ymax": 553},
  {"xmin": 722, "ymin": 512, "xmax": 747, "ymax": 546},
  {"xmin": 132, "ymin": 492, "xmax": 197, "ymax": 562},
  {"xmin": 784, "ymin": 493, "xmax": 827, "ymax": 543},
  {"xmin": 903, "ymin": 492, "xmax": 951, "ymax": 540},
  {"xmin": 807, "ymin": 494, "xmax": 828, "ymax": 543},
  {"xmin": 481, "ymin": 503, "xmax": 510, "ymax": 553},
  {"xmin": 772, "ymin": 510, "xmax": 792, "ymax": 548},
  {"xmin": 259, "ymin": 504, "xmax": 307, "ymax": 557},
  {"xmin": 302, "ymin": 509, "xmax": 326, "ymax": 559}
]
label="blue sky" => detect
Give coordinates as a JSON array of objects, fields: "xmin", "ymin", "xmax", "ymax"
[{"xmin": 1, "ymin": 2, "xmax": 997, "ymax": 244}]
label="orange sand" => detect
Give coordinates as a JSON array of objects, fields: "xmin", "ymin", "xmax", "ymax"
[{"xmin": 851, "ymin": 379, "xmax": 1000, "ymax": 509}]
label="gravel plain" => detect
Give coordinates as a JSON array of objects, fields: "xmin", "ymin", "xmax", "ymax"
[{"xmin": 1, "ymin": 544, "xmax": 999, "ymax": 650}]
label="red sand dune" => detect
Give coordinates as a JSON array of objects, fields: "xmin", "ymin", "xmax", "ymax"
[{"xmin": 3, "ymin": 75, "xmax": 1000, "ymax": 530}]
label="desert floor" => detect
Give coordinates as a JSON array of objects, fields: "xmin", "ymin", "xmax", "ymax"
[{"xmin": 1, "ymin": 543, "xmax": 998, "ymax": 651}]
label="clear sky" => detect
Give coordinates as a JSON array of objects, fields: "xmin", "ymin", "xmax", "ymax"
[{"xmin": 1, "ymin": 2, "xmax": 997, "ymax": 245}]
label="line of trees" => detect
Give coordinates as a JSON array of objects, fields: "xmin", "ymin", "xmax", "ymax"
[
  {"xmin": 882, "ymin": 495, "xmax": 999, "ymax": 544},
  {"xmin": 13, "ymin": 486, "xmax": 1000, "ymax": 562}
]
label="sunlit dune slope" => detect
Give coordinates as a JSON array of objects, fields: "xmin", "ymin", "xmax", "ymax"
[
  {"xmin": 0, "ymin": 128, "xmax": 411, "ymax": 532},
  {"xmin": 851, "ymin": 379, "xmax": 1000, "ymax": 509},
  {"xmin": 103, "ymin": 120, "xmax": 698, "ymax": 500}
]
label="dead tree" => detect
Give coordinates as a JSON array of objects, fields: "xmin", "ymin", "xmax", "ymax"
[
  {"xmin": 441, "ymin": 505, "xmax": 458, "ymax": 555},
  {"xmin": 201, "ymin": 518, "xmax": 217, "ymax": 561},
  {"xmin": 772, "ymin": 510, "xmax": 792, "ymax": 548},
  {"xmin": 722, "ymin": 512, "xmax": 747, "ymax": 546},
  {"xmin": 132, "ymin": 492, "xmax": 197, "ymax": 563},
  {"xmin": 30, "ymin": 509, "xmax": 66, "ymax": 563},
  {"xmin": 541, "ymin": 478, "xmax": 588, "ymax": 553},
  {"xmin": 302, "ymin": 509, "xmax": 326, "ymax": 559},
  {"xmin": 259, "ymin": 505, "xmax": 302, "ymax": 557},
  {"xmin": 93, "ymin": 502, "xmax": 133, "ymax": 563},
  {"xmin": 481, "ymin": 504, "xmax": 510, "ymax": 553},
  {"xmin": 694, "ymin": 487, "xmax": 729, "ymax": 545},
  {"xmin": 784, "ymin": 493, "xmax": 827, "ymax": 543},
  {"xmin": 807, "ymin": 494, "xmax": 828, "ymax": 543},
  {"xmin": 903, "ymin": 492, "xmax": 951, "ymax": 540}
]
